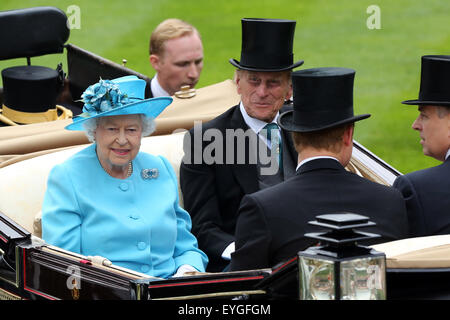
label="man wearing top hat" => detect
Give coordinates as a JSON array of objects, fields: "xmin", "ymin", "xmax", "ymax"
[
  {"xmin": 229, "ymin": 67, "xmax": 409, "ymax": 271},
  {"xmin": 180, "ymin": 18, "xmax": 302, "ymax": 272},
  {"xmin": 393, "ymin": 55, "xmax": 450, "ymax": 236}
]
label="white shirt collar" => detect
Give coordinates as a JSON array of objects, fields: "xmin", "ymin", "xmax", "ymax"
[
  {"xmin": 296, "ymin": 156, "xmax": 340, "ymax": 171},
  {"xmin": 150, "ymin": 74, "xmax": 170, "ymax": 97},
  {"xmin": 239, "ymin": 102, "xmax": 280, "ymax": 147},
  {"xmin": 446, "ymin": 149, "xmax": 450, "ymax": 160},
  {"xmin": 239, "ymin": 102, "xmax": 279, "ymax": 134}
]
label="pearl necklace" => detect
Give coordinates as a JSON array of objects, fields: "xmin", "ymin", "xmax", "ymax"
[
  {"xmin": 100, "ymin": 161, "xmax": 132, "ymax": 179},
  {"xmin": 126, "ymin": 161, "xmax": 133, "ymax": 178}
]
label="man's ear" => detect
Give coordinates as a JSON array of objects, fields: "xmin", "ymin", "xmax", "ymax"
[
  {"xmin": 286, "ymin": 82, "xmax": 293, "ymax": 101},
  {"xmin": 235, "ymin": 71, "xmax": 242, "ymax": 95},
  {"xmin": 149, "ymin": 54, "xmax": 161, "ymax": 71},
  {"xmin": 343, "ymin": 124, "xmax": 354, "ymax": 146}
]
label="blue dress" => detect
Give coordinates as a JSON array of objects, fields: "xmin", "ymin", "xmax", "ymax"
[{"xmin": 42, "ymin": 144, "xmax": 208, "ymax": 278}]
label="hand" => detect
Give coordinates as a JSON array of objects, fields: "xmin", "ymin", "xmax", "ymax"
[
  {"xmin": 221, "ymin": 242, "xmax": 235, "ymax": 260},
  {"xmin": 172, "ymin": 264, "xmax": 198, "ymax": 277}
]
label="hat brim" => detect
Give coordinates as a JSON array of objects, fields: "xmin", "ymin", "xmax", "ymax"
[
  {"xmin": 402, "ymin": 99, "xmax": 450, "ymax": 106},
  {"xmin": 277, "ymin": 110, "xmax": 371, "ymax": 132},
  {"xmin": 65, "ymin": 97, "xmax": 172, "ymax": 131},
  {"xmin": 229, "ymin": 59, "xmax": 304, "ymax": 72}
]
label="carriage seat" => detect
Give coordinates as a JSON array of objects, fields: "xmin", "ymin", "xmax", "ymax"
[
  {"xmin": 0, "ymin": 127, "xmax": 396, "ymax": 239},
  {"xmin": 0, "ymin": 131, "xmax": 186, "ymax": 237}
]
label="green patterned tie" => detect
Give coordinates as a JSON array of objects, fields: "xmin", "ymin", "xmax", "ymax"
[{"xmin": 263, "ymin": 123, "xmax": 283, "ymax": 171}]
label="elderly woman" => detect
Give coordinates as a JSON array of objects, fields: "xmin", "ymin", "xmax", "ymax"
[{"xmin": 42, "ymin": 75, "xmax": 208, "ymax": 278}]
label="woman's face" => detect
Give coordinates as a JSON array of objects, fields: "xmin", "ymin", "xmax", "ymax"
[{"xmin": 94, "ymin": 114, "xmax": 143, "ymax": 173}]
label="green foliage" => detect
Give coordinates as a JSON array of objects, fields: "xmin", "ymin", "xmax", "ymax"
[{"xmin": 0, "ymin": 0, "xmax": 447, "ymax": 172}]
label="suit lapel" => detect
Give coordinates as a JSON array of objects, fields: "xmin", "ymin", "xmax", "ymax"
[
  {"xmin": 278, "ymin": 104, "xmax": 298, "ymax": 179},
  {"xmin": 146, "ymin": 77, "xmax": 154, "ymax": 98},
  {"xmin": 228, "ymin": 105, "xmax": 259, "ymax": 194},
  {"xmin": 227, "ymin": 103, "xmax": 301, "ymax": 192},
  {"xmin": 280, "ymin": 128, "xmax": 297, "ymax": 178}
]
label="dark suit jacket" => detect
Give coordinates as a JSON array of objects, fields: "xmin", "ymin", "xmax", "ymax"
[
  {"xmin": 229, "ymin": 158, "xmax": 409, "ymax": 271},
  {"xmin": 393, "ymin": 157, "xmax": 450, "ymax": 236},
  {"xmin": 180, "ymin": 104, "xmax": 298, "ymax": 271},
  {"xmin": 146, "ymin": 78, "xmax": 154, "ymax": 98}
]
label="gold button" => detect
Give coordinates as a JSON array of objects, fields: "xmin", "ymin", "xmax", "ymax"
[{"xmin": 175, "ymin": 85, "xmax": 196, "ymax": 99}]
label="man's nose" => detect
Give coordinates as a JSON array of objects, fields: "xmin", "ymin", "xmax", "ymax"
[
  {"xmin": 187, "ymin": 63, "xmax": 200, "ymax": 79},
  {"xmin": 256, "ymin": 83, "xmax": 269, "ymax": 97},
  {"xmin": 412, "ymin": 117, "xmax": 421, "ymax": 131}
]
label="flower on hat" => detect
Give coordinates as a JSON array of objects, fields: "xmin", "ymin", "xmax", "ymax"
[{"xmin": 80, "ymin": 79, "xmax": 130, "ymax": 117}]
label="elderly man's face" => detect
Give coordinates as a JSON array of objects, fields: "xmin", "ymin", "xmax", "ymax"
[
  {"xmin": 150, "ymin": 33, "xmax": 203, "ymax": 96},
  {"xmin": 412, "ymin": 105, "xmax": 450, "ymax": 161},
  {"xmin": 95, "ymin": 115, "xmax": 143, "ymax": 176},
  {"xmin": 236, "ymin": 70, "xmax": 292, "ymax": 123}
]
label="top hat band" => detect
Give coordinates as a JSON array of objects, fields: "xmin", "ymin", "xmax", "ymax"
[{"xmin": 1, "ymin": 104, "xmax": 72, "ymax": 124}]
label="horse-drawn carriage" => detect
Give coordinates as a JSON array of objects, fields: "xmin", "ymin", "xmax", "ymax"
[{"xmin": 1, "ymin": 6, "xmax": 450, "ymax": 301}]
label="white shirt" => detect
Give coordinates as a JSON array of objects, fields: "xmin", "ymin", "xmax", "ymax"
[
  {"xmin": 239, "ymin": 102, "xmax": 280, "ymax": 148},
  {"xmin": 446, "ymin": 149, "xmax": 450, "ymax": 160},
  {"xmin": 150, "ymin": 74, "xmax": 170, "ymax": 97},
  {"xmin": 296, "ymin": 156, "xmax": 341, "ymax": 171}
]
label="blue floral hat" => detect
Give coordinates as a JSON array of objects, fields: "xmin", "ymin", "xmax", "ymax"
[{"xmin": 65, "ymin": 75, "xmax": 172, "ymax": 131}]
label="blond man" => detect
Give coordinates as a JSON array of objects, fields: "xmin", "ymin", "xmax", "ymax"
[{"xmin": 149, "ymin": 18, "xmax": 203, "ymax": 97}]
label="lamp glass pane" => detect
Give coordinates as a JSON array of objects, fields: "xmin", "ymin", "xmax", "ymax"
[
  {"xmin": 299, "ymin": 256, "xmax": 335, "ymax": 300},
  {"xmin": 340, "ymin": 256, "xmax": 386, "ymax": 300}
]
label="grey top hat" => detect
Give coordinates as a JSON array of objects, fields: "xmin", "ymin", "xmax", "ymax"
[
  {"xmin": 229, "ymin": 18, "xmax": 304, "ymax": 72},
  {"xmin": 278, "ymin": 67, "xmax": 370, "ymax": 132}
]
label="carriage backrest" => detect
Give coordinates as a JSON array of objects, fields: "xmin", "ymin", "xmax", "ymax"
[
  {"xmin": 65, "ymin": 44, "xmax": 152, "ymax": 106},
  {"xmin": 0, "ymin": 6, "xmax": 69, "ymax": 61}
]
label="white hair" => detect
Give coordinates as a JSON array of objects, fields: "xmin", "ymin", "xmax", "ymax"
[{"xmin": 82, "ymin": 114, "xmax": 156, "ymax": 142}]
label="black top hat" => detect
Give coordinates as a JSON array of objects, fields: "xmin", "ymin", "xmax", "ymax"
[
  {"xmin": 278, "ymin": 67, "xmax": 371, "ymax": 132},
  {"xmin": 1, "ymin": 65, "xmax": 62, "ymax": 124},
  {"xmin": 402, "ymin": 55, "xmax": 450, "ymax": 107},
  {"xmin": 229, "ymin": 18, "xmax": 304, "ymax": 72}
]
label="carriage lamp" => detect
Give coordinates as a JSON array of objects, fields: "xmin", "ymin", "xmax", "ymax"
[{"xmin": 298, "ymin": 213, "xmax": 386, "ymax": 300}]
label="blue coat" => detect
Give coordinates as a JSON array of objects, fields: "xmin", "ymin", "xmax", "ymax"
[{"xmin": 42, "ymin": 144, "xmax": 208, "ymax": 278}]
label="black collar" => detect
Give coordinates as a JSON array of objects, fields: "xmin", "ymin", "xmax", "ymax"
[{"xmin": 296, "ymin": 157, "xmax": 344, "ymax": 175}]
